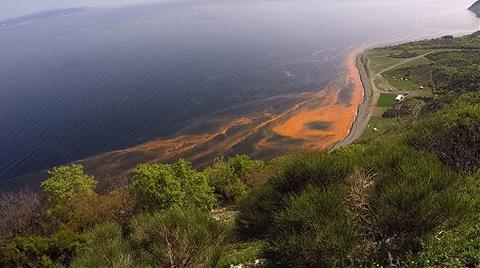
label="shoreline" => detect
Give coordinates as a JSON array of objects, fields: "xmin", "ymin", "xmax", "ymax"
[{"xmin": 332, "ymin": 50, "xmax": 376, "ymax": 149}]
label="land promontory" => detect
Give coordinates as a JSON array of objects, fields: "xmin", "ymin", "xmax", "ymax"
[{"xmin": 469, "ymin": 0, "xmax": 480, "ymax": 17}]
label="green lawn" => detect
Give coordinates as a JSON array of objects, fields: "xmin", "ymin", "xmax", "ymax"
[
  {"xmin": 394, "ymin": 56, "xmax": 431, "ymax": 69},
  {"xmin": 385, "ymin": 77, "xmax": 418, "ymax": 91},
  {"xmin": 367, "ymin": 49, "xmax": 405, "ymax": 73},
  {"xmin": 358, "ymin": 116, "xmax": 400, "ymax": 142},
  {"xmin": 367, "ymin": 49, "xmax": 432, "ymax": 74},
  {"xmin": 383, "ymin": 76, "xmax": 434, "ymax": 97},
  {"xmin": 377, "ymin": 93, "xmax": 397, "ymax": 107}
]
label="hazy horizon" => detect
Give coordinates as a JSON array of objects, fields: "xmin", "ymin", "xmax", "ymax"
[
  {"xmin": 1, "ymin": 0, "xmax": 175, "ymax": 20},
  {"xmin": 3, "ymin": 0, "xmax": 479, "ymax": 21}
]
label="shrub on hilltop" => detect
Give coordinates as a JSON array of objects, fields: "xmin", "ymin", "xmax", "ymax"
[
  {"xmin": 0, "ymin": 229, "xmax": 84, "ymax": 268},
  {"xmin": 130, "ymin": 206, "xmax": 232, "ymax": 268},
  {"xmin": 409, "ymin": 102, "xmax": 480, "ymax": 174},
  {"xmin": 237, "ymin": 139, "xmax": 471, "ymax": 266},
  {"xmin": 131, "ymin": 159, "xmax": 216, "ymax": 211},
  {"xmin": 203, "ymin": 155, "xmax": 263, "ymax": 204},
  {"xmin": 71, "ymin": 223, "xmax": 134, "ymax": 268},
  {"xmin": 41, "ymin": 164, "xmax": 96, "ymax": 207}
]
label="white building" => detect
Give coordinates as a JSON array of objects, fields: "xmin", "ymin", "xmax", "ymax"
[{"xmin": 395, "ymin": 94, "xmax": 406, "ymax": 101}]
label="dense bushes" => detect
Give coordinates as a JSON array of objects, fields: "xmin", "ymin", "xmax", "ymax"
[
  {"xmin": 410, "ymin": 103, "xmax": 480, "ymax": 174},
  {"xmin": 71, "ymin": 223, "xmax": 133, "ymax": 268},
  {"xmin": 0, "ymin": 229, "xmax": 84, "ymax": 268},
  {"xmin": 268, "ymin": 186, "xmax": 360, "ymax": 267},
  {"xmin": 130, "ymin": 206, "xmax": 232, "ymax": 267},
  {"xmin": 426, "ymin": 51, "xmax": 480, "ymax": 92},
  {"xmin": 60, "ymin": 188, "xmax": 138, "ymax": 232},
  {"xmin": 236, "ymin": 151, "xmax": 356, "ymax": 239},
  {"xmin": 365, "ymin": 144, "xmax": 469, "ymax": 259},
  {"xmin": 203, "ymin": 155, "xmax": 263, "ymax": 203},
  {"xmin": 68, "ymin": 207, "xmax": 238, "ymax": 268},
  {"xmin": 131, "ymin": 159, "xmax": 216, "ymax": 211},
  {"xmin": 237, "ymin": 137, "xmax": 473, "ymax": 266},
  {"xmin": 407, "ymin": 219, "xmax": 480, "ymax": 267},
  {"xmin": 217, "ymin": 240, "xmax": 266, "ymax": 268},
  {"xmin": 38, "ymin": 168, "xmax": 139, "ymax": 233}
]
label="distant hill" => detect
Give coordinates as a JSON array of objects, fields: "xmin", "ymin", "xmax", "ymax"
[
  {"xmin": 0, "ymin": 7, "xmax": 91, "ymax": 27},
  {"xmin": 469, "ymin": 0, "xmax": 480, "ymax": 17}
]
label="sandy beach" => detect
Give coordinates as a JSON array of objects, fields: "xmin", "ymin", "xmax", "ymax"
[{"xmin": 333, "ymin": 51, "xmax": 377, "ymax": 149}]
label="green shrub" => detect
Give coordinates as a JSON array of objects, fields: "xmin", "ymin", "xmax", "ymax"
[
  {"xmin": 217, "ymin": 240, "xmax": 266, "ymax": 268},
  {"xmin": 203, "ymin": 155, "xmax": 262, "ymax": 203},
  {"xmin": 361, "ymin": 143, "xmax": 470, "ymax": 261},
  {"xmin": 402, "ymin": 172, "xmax": 480, "ymax": 267},
  {"xmin": 406, "ymin": 222, "xmax": 480, "ymax": 268},
  {"xmin": 409, "ymin": 104, "xmax": 480, "ymax": 174},
  {"xmin": 176, "ymin": 159, "xmax": 216, "ymax": 211},
  {"xmin": 267, "ymin": 186, "xmax": 359, "ymax": 267},
  {"xmin": 235, "ymin": 184, "xmax": 278, "ymax": 239},
  {"xmin": 131, "ymin": 162, "xmax": 184, "ymax": 210},
  {"xmin": 130, "ymin": 206, "xmax": 232, "ymax": 268},
  {"xmin": 236, "ymin": 151, "xmax": 355, "ymax": 238},
  {"xmin": 41, "ymin": 164, "xmax": 96, "ymax": 207},
  {"xmin": 228, "ymin": 155, "xmax": 264, "ymax": 178},
  {"xmin": 71, "ymin": 223, "xmax": 134, "ymax": 268},
  {"xmin": 0, "ymin": 229, "xmax": 84, "ymax": 268},
  {"xmin": 237, "ymin": 140, "xmax": 472, "ymax": 265},
  {"xmin": 131, "ymin": 159, "xmax": 216, "ymax": 211}
]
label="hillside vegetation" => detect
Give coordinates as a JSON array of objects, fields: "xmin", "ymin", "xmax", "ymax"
[{"xmin": 1, "ymin": 33, "xmax": 480, "ymax": 267}]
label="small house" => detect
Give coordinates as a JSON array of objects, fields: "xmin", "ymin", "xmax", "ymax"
[{"xmin": 395, "ymin": 94, "xmax": 406, "ymax": 102}]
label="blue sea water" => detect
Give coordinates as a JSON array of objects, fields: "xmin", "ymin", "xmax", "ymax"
[{"xmin": 0, "ymin": 0, "xmax": 478, "ymax": 187}]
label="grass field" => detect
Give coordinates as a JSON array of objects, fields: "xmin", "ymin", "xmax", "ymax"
[
  {"xmin": 367, "ymin": 48, "xmax": 432, "ymax": 73},
  {"xmin": 367, "ymin": 49, "xmax": 405, "ymax": 73},
  {"xmin": 377, "ymin": 93, "xmax": 397, "ymax": 107},
  {"xmin": 358, "ymin": 116, "xmax": 400, "ymax": 142},
  {"xmin": 384, "ymin": 77, "xmax": 418, "ymax": 91}
]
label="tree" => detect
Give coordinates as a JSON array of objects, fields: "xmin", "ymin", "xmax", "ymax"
[
  {"xmin": 227, "ymin": 155, "xmax": 263, "ymax": 178},
  {"xmin": 131, "ymin": 159, "xmax": 215, "ymax": 211},
  {"xmin": 203, "ymin": 155, "xmax": 263, "ymax": 203},
  {"xmin": 131, "ymin": 163, "xmax": 185, "ymax": 211},
  {"xmin": 175, "ymin": 159, "xmax": 216, "ymax": 211},
  {"xmin": 41, "ymin": 164, "xmax": 96, "ymax": 206}
]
